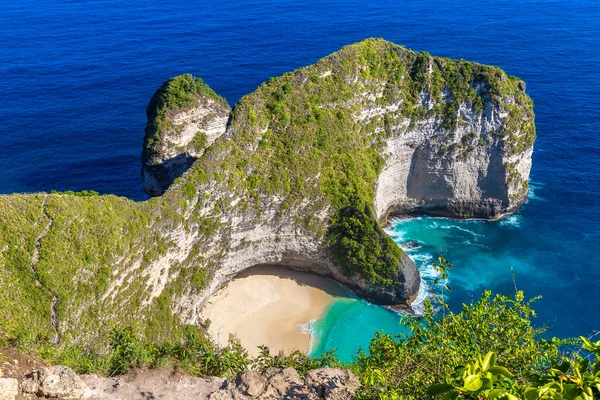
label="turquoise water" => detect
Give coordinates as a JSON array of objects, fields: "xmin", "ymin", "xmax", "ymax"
[
  {"xmin": 311, "ymin": 182, "xmax": 600, "ymax": 362},
  {"xmin": 2, "ymin": 0, "xmax": 599, "ymax": 363},
  {"xmin": 309, "ymin": 295, "xmax": 411, "ymax": 361}
]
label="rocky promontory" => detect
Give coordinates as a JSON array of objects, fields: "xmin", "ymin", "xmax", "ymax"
[
  {"xmin": 142, "ymin": 74, "xmax": 231, "ymax": 196},
  {"xmin": 0, "ymin": 38, "xmax": 535, "ymax": 350}
]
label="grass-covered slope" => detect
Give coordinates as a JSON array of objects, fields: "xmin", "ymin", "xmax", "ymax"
[
  {"xmin": 0, "ymin": 38, "xmax": 535, "ymax": 352},
  {"xmin": 0, "ymin": 195, "xmax": 53, "ymax": 338}
]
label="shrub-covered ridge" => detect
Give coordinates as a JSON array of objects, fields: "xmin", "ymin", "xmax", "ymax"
[{"xmin": 1, "ymin": 38, "xmax": 535, "ymax": 354}]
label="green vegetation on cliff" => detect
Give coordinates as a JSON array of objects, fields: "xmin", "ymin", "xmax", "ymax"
[
  {"xmin": 0, "ymin": 195, "xmax": 53, "ymax": 338},
  {"xmin": 0, "ymin": 38, "xmax": 536, "ymax": 358},
  {"xmin": 174, "ymin": 38, "xmax": 534, "ymax": 285},
  {"xmin": 143, "ymin": 74, "xmax": 227, "ymax": 164},
  {"xmin": 328, "ymin": 197, "xmax": 404, "ymax": 285}
]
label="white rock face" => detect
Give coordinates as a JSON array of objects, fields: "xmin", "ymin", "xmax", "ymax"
[
  {"xmin": 142, "ymin": 89, "xmax": 231, "ymax": 196},
  {"xmin": 373, "ymin": 100, "xmax": 532, "ymax": 220},
  {"xmin": 162, "ymin": 197, "xmax": 417, "ymax": 326},
  {"xmin": 0, "ymin": 378, "xmax": 18, "ymax": 400}
]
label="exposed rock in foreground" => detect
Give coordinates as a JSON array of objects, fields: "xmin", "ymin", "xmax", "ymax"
[
  {"xmin": 0, "ymin": 379, "xmax": 18, "ymax": 400},
  {"xmin": 2, "ymin": 364, "xmax": 358, "ymax": 400},
  {"xmin": 81, "ymin": 369, "xmax": 225, "ymax": 400},
  {"xmin": 210, "ymin": 368, "xmax": 359, "ymax": 400},
  {"xmin": 21, "ymin": 365, "xmax": 87, "ymax": 399}
]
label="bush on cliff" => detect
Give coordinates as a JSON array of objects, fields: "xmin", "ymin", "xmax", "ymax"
[
  {"xmin": 354, "ymin": 290, "xmax": 566, "ymax": 399},
  {"xmin": 328, "ymin": 196, "xmax": 404, "ymax": 284}
]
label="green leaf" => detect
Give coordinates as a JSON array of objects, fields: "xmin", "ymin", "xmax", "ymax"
[
  {"xmin": 463, "ymin": 375, "xmax": 483, "ymax": 392},
  {"xmin": 441, "ymin": 391, "xmax": 460, "ymax": 400},
  {"xmin": 482, "ymin": 351, "xmax": 497, "ymax": 372},
  {"xmin": 581, "ymin": 336, "xmax": 594, "ymax": 350},
  {"xmin": 524, "ymin": 388, "xmax": 539, "ymax": 400},
  {"xmin": 488, "ymin": 388, "xmax": 507, "ymax": 399},
  {"xmin": 426, "ymin": 383, "xmax": 454, "ymax": 395},
  {"xmin": 488, "ymin": 366, "xmax": 514, "ymax": 378},
  {"xmin": 555, "ymin": 360, "xmax": 571, "ymax": 373},
  {"xmin": 481, "ymin": 377, "xmax": 493, "ymax": 391}
]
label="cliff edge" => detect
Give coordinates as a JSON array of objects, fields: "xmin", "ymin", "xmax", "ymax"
[{"xmin": 0, "ymin": 38, "xmax": 534, "ymax": 349}]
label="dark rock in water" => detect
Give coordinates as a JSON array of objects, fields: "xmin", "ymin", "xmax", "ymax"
[{"xmin": 402, "ymin": 240, "xmax": 422, "ymax": 249}]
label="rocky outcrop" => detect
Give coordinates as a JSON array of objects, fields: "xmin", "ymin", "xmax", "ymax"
[
  {"xmin": 209, "ymin": 368, "xmax": 360, "ymax": 400},
  {"xmin": 373, "ymin": 97, "xmax": 533, "ymax": 221},
  {"xmin": 0, "ymin": 38, "xmax": 535, "ymax": 349},
  {"xmin": 21, "ymin": 365, "xmax": 86, "ymax": 399},
  {"xmin": 81, "ymin": 369, "xmax": 225, "ymax": 400},
  {"xmin": 142, "ymin": 74, "xmax": 231, "ymax": 196},
  {"xmin": 0, "ymin": 379, "xmax": 18, "ymax": 400},
  {"xmin": 8, "ymin": 364, "xmax": 358, "ymax": 400}
]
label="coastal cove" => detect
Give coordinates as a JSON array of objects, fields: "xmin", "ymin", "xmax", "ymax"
[
  {"xmin": 204, "ymin": 181, "xmax": 593, "ymax": 364},
  {"xmin": 310, "ymin": 183, "xmax": 597, "ymax": 361},
  {"xmin": 200, "ymin": 265, "xmax": 348, "ymax": 357},
  {"xmin": 1, "ymin": 0, "xmax": 599, "ymax": 369}
]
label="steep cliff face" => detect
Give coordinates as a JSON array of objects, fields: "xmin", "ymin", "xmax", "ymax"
[
  {"xmin": 0, "ymin": 38, "xmax": 534, "ymax": 349},
  {"xmin": 373, "ymin": 88, "xmax": 533, "ymax": 221},
  {"xmin": 142, "ymin": 74, "xmax": 231, "ymax": 196}
]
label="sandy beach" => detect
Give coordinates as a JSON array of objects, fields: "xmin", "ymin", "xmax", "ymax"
[{"xmin": 200, "ymin": 266, "xmax": 347, "ymax": 357}]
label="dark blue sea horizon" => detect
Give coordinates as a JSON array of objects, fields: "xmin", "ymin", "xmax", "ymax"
[{"xmin": 1, "ymin": 0, "xmax": 599, "ymax": 355}]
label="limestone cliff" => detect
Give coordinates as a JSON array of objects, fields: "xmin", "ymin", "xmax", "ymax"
[
  {"xmin": 372, "ymin": 81, "xmax": 533, "ymax": 220},
  {"xmin": 142, "ymin": 74, "xmax": 231, "ymax": 196},
  {"xmin": 0, "ymin": 38, "xmax": 535, "ymax": 349}
]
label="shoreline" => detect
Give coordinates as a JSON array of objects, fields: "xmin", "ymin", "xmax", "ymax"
[{"xmin": 200, "ymin": 266, "xmax": 348, "ymax": 357}]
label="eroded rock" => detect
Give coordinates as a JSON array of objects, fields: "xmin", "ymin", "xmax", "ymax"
[
  {"xmin": 142, "ymin": 74, "xmax": 231, "ymax": 196},
  {"xmin": 0, "ymin": 378, "xmax": 18, "ymax": 400},
  {"xmin": 21, "ymin": 365, "xmax": 86, "ymax": 399},
  {"xmin": 210, "ymin": 367, "xmax": 360, "ymax": 399}
]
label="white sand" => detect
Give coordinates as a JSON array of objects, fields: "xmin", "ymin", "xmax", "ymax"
[{"xmin": 200, "ymin": 266, "xmax": 346, "ymax": 357}]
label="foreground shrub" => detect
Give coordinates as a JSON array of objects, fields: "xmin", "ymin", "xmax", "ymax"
[
  {"xmin": 354, "ymin": 258, "xmax": 566, "ymax": 399},
  {"xmin": 3, "ymin": 258, "xmax": 592, "ymax": 399}
]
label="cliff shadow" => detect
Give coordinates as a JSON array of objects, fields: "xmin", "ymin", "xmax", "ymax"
[
  {"xmin": 143, "ymin": 153, "xmax": 197, "ymax": 197},
  {"xmin": 234, "ymin": 264, "xmax": 351, "ymax": 299},
  {"xmin": 406, "ymin": 145, "xmax": 453, "ymax": 207},
  {"xmin": 478, "ymin": 148, "xmax": 509, "ymax": 207}
]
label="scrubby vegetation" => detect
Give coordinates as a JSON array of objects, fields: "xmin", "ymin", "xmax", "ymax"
[
  {"xmin": 142, "ymin": 73, "xmax": 227, "ymax": 165},
  {"xmin": 3, "ymin": 324, "xmax": 338, "ymax": 380},
  {"xmin": 3, "ymin": 264, "xmax": 598, "ymax": 399},
  {"xmin": 328, "ymin": 197, "xmax": 405, "ymax": 284},
  {"xmin": 351, "ymin": 259, "xmax": 599, "ymax": 399},
  {"xmin": 0, "ymin": 38, "xmax": 537, "ymax": 367}
]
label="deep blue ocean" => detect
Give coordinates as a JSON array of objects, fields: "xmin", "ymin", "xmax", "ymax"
[{"xmin": 1, "ymin": 0, "xmax": 599, "ymax": 361}]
